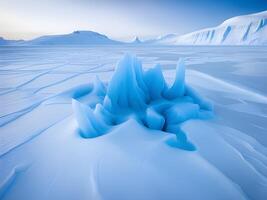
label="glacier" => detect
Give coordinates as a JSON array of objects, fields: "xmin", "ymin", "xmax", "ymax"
[
  {"xmin": 1, "ymin": 11, "xmax": 266, "ymax": 46},
  {"xmin": 148, "ymin": 10, "xmax": 267, "ymax": 45},
  {"xmin": 72, "ymin": 54, "xmax": 212, "ymax": 150}
]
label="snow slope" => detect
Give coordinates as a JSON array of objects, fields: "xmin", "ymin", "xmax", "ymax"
[
  {"xmin": 0, "ymin": 37, "xmax": 10, "ymax": 46},
  {"xmin": 130, "ymin": 37, "xmax": 142, "ymax": 44},
  {"xmin": 24, "ymin": 31, "xmax": 122, "ymax": 45},
  {"xmin": 150, "ymin": 10, "xmax": 267, "ymax": 45},
  {"xmin": 0, "ymin": 46, "xmax": 267, "ymax": 200},
  {"xmin": 0, "ymin": 37, "xmax": 24, "ymax": 46},
  {"xmin": 145, "ymin": 34, "xmax": 179, "ymax": 45}
]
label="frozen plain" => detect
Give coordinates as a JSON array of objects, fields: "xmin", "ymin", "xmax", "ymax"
[{"xmin": 0, "ymin": 45, "xmax": 267, "ymax": 200}]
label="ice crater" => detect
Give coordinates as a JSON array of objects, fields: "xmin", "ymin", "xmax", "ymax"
[{"xmin": 72, "ymin": 54, "xmax": 213, "ymax": 150}]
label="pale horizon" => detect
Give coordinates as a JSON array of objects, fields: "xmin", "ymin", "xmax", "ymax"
[{"xmin": 1, "ymin": 0, "xmax": 267, "ymax": 41}]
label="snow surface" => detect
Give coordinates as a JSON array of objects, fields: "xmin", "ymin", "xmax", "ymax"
[
  {"xmin": 149, "ymin": 10, "xmax": 267, "ymax": 45},
  {"xmin": 0, "ymin": 45, "xmax": 267, "ymax": 200}
]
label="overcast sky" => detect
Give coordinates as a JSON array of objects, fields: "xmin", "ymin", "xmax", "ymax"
[{"xmin": 0, "ymin": 0, "xmax": 267, "ymax": 41}]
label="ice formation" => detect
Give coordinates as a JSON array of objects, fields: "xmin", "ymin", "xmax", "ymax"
[{"xmin": 72, "ymin": 54, "xmax": 212, "ymax": 150}]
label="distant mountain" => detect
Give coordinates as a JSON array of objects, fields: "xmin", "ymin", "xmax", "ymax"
[
  {"xmin": 0, "ymin": 37, "xmax": 24, "ymax": 46},
  {"xmin": 148, "ymin": 10, "xmax": 267, "ymax": 45},
  {"xmin": 25, "ymin": 31, "xmax": 123, "ymax": 45},
  {"xmin": 1, "ymin": 10, "xmax": 266, "ymax": 46},
  {"xmin": 144, "ymin": 34, "xmax": 177, "ymax": 45},
  {"xmin": 131, "ymin": 36, "xmax": 142, "ymax": 44},
  {"xmin": 0, "ymin": 37, "xmax": 9, "ymax": 45}
]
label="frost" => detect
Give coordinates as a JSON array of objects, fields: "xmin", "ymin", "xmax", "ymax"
[{"xmin": 72, "ymin": 54, "xmax": 212, "ymax": 149}]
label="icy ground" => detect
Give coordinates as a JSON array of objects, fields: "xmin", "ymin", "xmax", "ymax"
[{"xmin": 0, "ymin": 46, "xmax": 267, "ymax": 200}]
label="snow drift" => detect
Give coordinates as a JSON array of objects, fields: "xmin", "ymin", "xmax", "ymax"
[
  {"xmin": 1, "ymin": 47, "xmax": 267, "ymax": 200},
  {"xmin": 72, "ymin": 54, "xmax": 212, "ymax": 150}
]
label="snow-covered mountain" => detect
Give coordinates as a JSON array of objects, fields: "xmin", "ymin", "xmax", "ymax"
[
  {"xmin": 0, "ymin": 37, "xmax": 9, "ymax": 45},
  {"xmin": 131, "ymin": 36, "xmax": 142, "ymax": 44},
  {"xmin": 149, "ymin": 10, "xmax": 267, "ymax": 45},
  {"xmin": 0, "ymin": 37, "xmax": 24, "ymax": 46},
  {"xmin": 1, "ymin": 10, "xmax": 266, "ymax": 46},
  {"xmin": 144, "ymin": 34, "xmax": 177, "ymax": 45},
  {"xmin": 25, "ymin": 31, "xmax": 122, "ymax": 45}
]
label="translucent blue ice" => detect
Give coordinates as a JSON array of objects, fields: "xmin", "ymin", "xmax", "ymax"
[
  {"xmin": 163, "ymin": 58, "xmax": 185, "ymax": 99},
  {"xmin": 144, "ymin": 64, "xmax": 166, "ymax": 100},
  {"xmin": 72, "ymin": 54, "xmax": 212, "ymax": 149},
  {"xmin": 72, "ymin": 99, "xmax": 110, "ymax": 138},
  {"xmin": 106, "ymin": 54, "xmax": 149, "ymax": 110},
  {"xmin": 145, "ymin": 108, "xmax": 165, "ymax": 130}
]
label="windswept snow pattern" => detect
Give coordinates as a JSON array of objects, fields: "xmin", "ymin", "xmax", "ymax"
[
  {"xmin": 0, "ymin": 46, "xmax": 267, "ymax": 200},
  {"xmin": 72, "ymin": 55, "xmax": 212, "ymax": 150}
]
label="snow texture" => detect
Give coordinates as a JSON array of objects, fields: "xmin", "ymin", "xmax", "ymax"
[
  {"xmin": 72, "ymin": 54, "xmax": 212, "ymax": 150},
  {"xmin": 1, "ymin": 46, "xmax": 267, "ymax": 200}
]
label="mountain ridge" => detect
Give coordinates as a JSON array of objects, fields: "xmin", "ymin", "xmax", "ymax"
[
  {"xmin": 1, "ymin": 10, "xmax": 266, "ymax": 46},
  {"xmin": 25, "ymin": 30, "xmax": 123, "ymax": 45},
  {"xmin": 0, "ymin": 31, "xmax": 123, "ymax": 46},
  {"xmin": 149, "ymin": 10, "xmax": 267, "ymax": 45}
]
